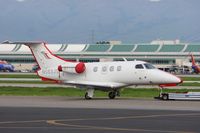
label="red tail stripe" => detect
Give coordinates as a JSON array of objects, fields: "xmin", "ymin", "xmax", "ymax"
[{"xmin": 44, "ymin": 43, "xmax": 75, "ymax": 62}]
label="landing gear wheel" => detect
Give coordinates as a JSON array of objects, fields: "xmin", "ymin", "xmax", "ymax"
[
  {"xmin": 108, "ymin": 92, "xmax": 116, "ymax": 99},
  {"xmin": 162, "ymin": 94, "xmax": 168, "ymax": 100},
  {"xmin": 85, "ymin": 92, "xmax": 92, "ymax": 100}
]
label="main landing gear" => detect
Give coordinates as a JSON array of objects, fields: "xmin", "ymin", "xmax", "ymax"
[
  {"xmin": 84, "ymin": 89, "xmax": 94, "ymax": 100},
  {"xmin": 108, "ymin": 91, "xmax": 120, "ymax": 99},
  {"xmin": 84, "ymin": 89, "xmax": 120, "ymax": 100},
  {"xmin": 85, "ymin": 92, "xmax": 91, "ymax": 100}
]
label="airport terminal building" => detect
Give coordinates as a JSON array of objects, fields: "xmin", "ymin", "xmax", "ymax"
[{"xmin": 0, "ymin": 40, "xmax": 200, "ymax": 71}]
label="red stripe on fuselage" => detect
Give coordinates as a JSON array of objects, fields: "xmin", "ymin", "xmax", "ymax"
[
  {"xmin": 159, "ymin": 83, "xmax": 178, "ymax": 87},
  {"xmin": 41, "ymin": 77, "xmax": 59, "ymax": 83}
]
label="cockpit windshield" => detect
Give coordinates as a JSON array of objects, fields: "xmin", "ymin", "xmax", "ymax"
[
  {"xmin": 144, "ymin": 63, "xmax": 156, "ymax": 69},
  {"xmin": 135, "ymin": 64, "xmax": 144, "ymax": 69}
]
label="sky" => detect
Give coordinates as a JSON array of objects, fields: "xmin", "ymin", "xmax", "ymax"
[{"xmin": 0, "ymin": 0, "xmax": 199, "ymax": 43}]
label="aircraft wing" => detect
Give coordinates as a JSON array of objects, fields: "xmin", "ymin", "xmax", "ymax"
[{"xmin": 63, "ymin": 81, "xmax": 129, "ymax": 91}]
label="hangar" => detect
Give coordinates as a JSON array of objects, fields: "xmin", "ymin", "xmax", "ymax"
[{"xmin": 0, "ymin": 40, "xmax": 200, "ymax": 71}]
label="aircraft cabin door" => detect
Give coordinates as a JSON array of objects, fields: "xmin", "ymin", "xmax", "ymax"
[{"xmin": 134, "ymin": 64, "xmax": 148, "ymax": 84}]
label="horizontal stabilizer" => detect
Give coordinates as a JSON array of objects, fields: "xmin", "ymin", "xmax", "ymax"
[{"xmin": 2, "ymin": 40, "xmax": 44, "ymax": 45}]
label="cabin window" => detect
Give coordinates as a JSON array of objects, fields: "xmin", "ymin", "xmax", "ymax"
[
  {"xmin": 117, "ymin": 66, "xmax": 122, "ymax": 71},
  {"xmin": 93, "ymin": 67, "xmax": 98, "ymax": 72},
  {"xmin": 144, "ymin": 63, "xmax": 156, "ymax": 69},
  {"xmin": 109, "ymin": 66, "xmax": 114, "ymax": 72},
  {"xmin": 102, "ymin": 66, "xmax": 107, "ymax": 72},
  {"xmin": 135, "ymin": 64, "xmax": 144, "ymax": 69}
]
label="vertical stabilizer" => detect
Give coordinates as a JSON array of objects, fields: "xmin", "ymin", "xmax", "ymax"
[
  {"xmin": 3, "ymin": 41, "xmax": 67, "ymax": 69},
  {"xmin": 190, "ymin": 54, "xmax": 196, "ymax": 66},
  {"xmin": 27, "ymin": 42, "xmax": 67, "ymax": 69},
  {"xmin": 3, "ymin": 41, "xmax": 86, "ymax": 74}
]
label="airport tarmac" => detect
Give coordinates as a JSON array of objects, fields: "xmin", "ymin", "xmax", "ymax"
[
  {"xmin": 0, "ymin": 96, "xmax": 200, "ymax": 133},
  {"xmin": 0, "ymin": 83, "xmax": 200, "ymax": 89},
  {"xmin": 1, "ymin": 96, "xmax": 200, "ymax": 110}
]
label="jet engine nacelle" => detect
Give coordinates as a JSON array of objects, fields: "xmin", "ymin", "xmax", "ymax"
[{"xmin": 58, "ymin": 62, "xmax": 85, "ymax": 74}]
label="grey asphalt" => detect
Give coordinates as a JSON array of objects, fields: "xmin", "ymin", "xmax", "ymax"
[
  {"xmin": 1, "ymin": 96, "xmax": 200, "ymax": 110},
  {"xmin": 0, "ymin": 97, "xmax": 200, "ymax": 133},
  {"xmin": 1, "ymin": 82, "xmax": 200, "ymax": 89},
  {"xmin": 0, "ymin": 107, "xmax": 200, "ymax": 133}
]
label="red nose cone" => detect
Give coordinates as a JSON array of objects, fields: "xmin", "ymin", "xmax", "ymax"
[
  {"xmin": 75, "ymin": 62, "xmax": 86, "ymax": 73},
  {"xmin": 58, "ymin": 65, "xmax": 62, "ymax": 71}
]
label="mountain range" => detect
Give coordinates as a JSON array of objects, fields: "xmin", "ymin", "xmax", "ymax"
[{"xmin": 0, "ymin": 0, "xmax": 199, "ymax": 43}]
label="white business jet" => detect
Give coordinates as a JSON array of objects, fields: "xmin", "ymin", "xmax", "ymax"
[{"xmin": 3, "ymin": 41, "xmax": 182, "ymax": 99}]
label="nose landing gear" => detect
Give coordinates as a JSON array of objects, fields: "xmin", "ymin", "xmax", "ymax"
[{"xmin": 154, "ymin": 86, "xmax": 169, "ymax": 100}]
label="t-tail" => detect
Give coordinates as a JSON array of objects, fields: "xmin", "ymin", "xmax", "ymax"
[
  {"xmin": 190, "ymin": 53, "xmax": 196, "ymax": 66},
  {"xmin": 189, "ymin": 53, "xmax": 200, "ymax": 74},
  {"xmin": 2, "ymin": 41, "xmax": 86, "ymax": 75}
]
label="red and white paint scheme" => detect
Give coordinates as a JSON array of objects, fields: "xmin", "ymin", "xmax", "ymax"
[
  {"xmin": 4, "ymin": 41, "xmax": 182, "ymax": 99},
  {"xmin": 190, "ymin": 54, "xmax": 200, "ymax": 74}
]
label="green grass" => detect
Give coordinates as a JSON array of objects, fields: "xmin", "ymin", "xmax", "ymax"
[
  {"xmin": 0, "ymin": 80, "xmax": 52, "ymax": 84},
  {"xmin": 0, "ymin": 87, "xmax": 84, "ymax": 96},
  {"xmin": 120, "ymin": 88, "xmax": 200, "ymax": 97},
  {"xmin": 0, "ymin": 87, "xmax": 104, "ymax": 97},
  {"xmin": 180, "ymin": 83, "xmax": 200, "ymax": 86},
  {"xmin": 121, "ymin": 88, "xmax": 160, "ymax": 98},
  {"xmin": 181, "ymin": 77, "xmax": 200, "ymax": 81},
  {"xmin": 0, "ymin": 74, "xmax": 39, "ymax": 78},
  {"xmin": 0, "ymin": 86, "xmax": 200, "ymax": 98}
]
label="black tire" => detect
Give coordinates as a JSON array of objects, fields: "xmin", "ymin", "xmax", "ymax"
[
  {"xmin": 108, "ymin": 92, "xmax": 116, "ymax": 99},
  {"xmin": 85, "ymin": 92, "xmax": 92, "ymax": 100},
  {"xmin": 162, "ymin": 94, "xmax": 168, "ymax": 100}
]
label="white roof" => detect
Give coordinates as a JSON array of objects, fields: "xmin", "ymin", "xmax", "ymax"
[
  {"xmin": 64, "ymin": 44, "xmax": 86, "ymax": 52},
  {"xmin": 0, "ymin": 44, "xmax": 16, "ymax": 52},
  {"xmin": 15, "ymin": 44, "xmax": 62, "ymax": 53},
  {"xmin": 16, "ymin": 45, "xmax": 31, "ymax": 53},
  {"xmin": 46, "ymin": 44, "xmax": 62, "ymax": 52}
]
